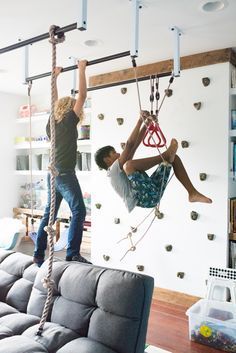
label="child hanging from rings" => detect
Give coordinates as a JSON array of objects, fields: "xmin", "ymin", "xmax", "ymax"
[{"xmin": 94, "ymin": 110, "xmax": 212, "ymax": 212}]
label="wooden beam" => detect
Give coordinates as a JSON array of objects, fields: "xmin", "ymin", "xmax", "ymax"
[
  {"xmin": 153, "ymin": 287, "xmax": 201, "ymax": 307},
  {"xmin": 89, "ymin": 47, "xmax": 235, "ymax": 88}
]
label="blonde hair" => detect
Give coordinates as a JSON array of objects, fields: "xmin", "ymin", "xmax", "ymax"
[{"xmin": 54, "ymin": 96, "xmax": 84, "ymax": 123}]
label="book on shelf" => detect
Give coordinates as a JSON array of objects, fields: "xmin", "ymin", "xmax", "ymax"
[
  {"xmin": 229, "ymin": 197, "xmax": 236, "ymax": 234},
  {"xmin": 231, "ymin": 110, "xmax": 236, "ymax": 129},
  {"xmin": 230, "ymin": 142, "xmax": 236, "ymax": 177}
]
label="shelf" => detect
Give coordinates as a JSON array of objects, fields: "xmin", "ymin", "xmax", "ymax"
[
  {"xmin": 230, "ymin": 130, "xmax": 236, "ymax": 137},
  {"xmin": 77, "ymin": 139, "xmax": 91, "ymax": 146},
  {"xmin": 13, "ymin": 207, "xmax": 91, "ymax": 225},
  {"xmin": 16, "ymin": 113, "xmax": 50, "ymax": 124},
  {"xmin": 15, "ymin": 141, "xmax": 50, "ymax": 149},
  {"xmin": 230, "ymin": 88, "xmax": 236, "ymax": 96},
  {"xmin": 76, "ymin": 170, "xmax": 91, "ymax": 176},
  {"xmin": 14, "ymin": 139, "xmax": 90, "ymax": 150},
  {"xmin": 229, "ymin": 233, "xmax": 236, "ymax": 241},
  {"xmin": 15, "ymin": 170, "xmax": 48, "ymax": 176},
  {"xmin": 15, "ymin": 170, "xmax": 91, "ymax": 176}
]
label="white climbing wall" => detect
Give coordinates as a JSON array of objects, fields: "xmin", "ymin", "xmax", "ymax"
[{"xmin": 90, "ymin": 62, "xmax": 231, "ymax": 297}]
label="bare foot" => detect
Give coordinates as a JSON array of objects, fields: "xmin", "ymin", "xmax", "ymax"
[
  {"xmin": 164, "ymin": 138, "xmax": 178, "ymax": 163},
  {"xmin": 189, "ymin": 190, "xmax": 212, "ymax": 203}
]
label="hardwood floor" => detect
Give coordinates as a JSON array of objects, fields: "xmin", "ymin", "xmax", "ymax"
[{"xmin": 146, "ymin": 299, "xmax": 224, "ymax": 353}]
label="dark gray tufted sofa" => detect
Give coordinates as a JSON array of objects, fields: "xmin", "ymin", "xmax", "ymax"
[{"xmin": 0, "ymin": 249, "xmax": 154, "ymax": 353}]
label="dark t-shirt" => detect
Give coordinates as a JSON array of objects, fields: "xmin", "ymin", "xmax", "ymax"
[{"xmin": 46, "ymin": 110, "xmax": 79, "ymax": 172}]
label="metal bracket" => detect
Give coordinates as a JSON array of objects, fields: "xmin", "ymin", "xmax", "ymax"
[
  {"xmin": 130, "ymin": 0, "xmax": 141, "ymax": 58},
  {"xmin": 170, "ymin": 26, "xmax": 182, "ymax": 77},
  {"xmin": 77, "ymin": 0, "xmax": 87, "ymax": 31},
  {"xmin": 22, "ymin": 44, "xmax": 29, "ymax": 85}
]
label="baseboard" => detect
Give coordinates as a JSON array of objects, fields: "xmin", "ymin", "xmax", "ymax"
[{"xmin": 153, "ymin": 287, "xmax": 201, "ymax": 307}]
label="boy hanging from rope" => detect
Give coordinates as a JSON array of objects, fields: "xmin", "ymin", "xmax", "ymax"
[{"xmin": 95, "ymin": 110, "xmax": 212, "ymax": 212}]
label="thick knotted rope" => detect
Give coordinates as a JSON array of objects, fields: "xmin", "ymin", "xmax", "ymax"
[
  {"xmin": 36, "ymin": 25, "xmax": 65, "ymax": 336},
  {"xmin": 118, "ymin": 58, "xmax": 175, "ymax": 260}
]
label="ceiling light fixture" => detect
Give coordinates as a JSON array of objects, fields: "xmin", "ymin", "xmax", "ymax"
[{"xmin": 200, "ymin": 0, "xmax": 228, "ymax": 12}]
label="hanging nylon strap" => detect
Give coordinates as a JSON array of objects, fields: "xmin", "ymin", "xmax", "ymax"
[
  {"xmin": 131, "ymin": 57, "xmax": 165, "ymax": 161},
  {"xmin": 36, "ymin": 25, "xmax": 65, "ymax": 336}
]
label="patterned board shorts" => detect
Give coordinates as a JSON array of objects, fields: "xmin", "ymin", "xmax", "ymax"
[{"xmin": 127, "ymin": 162, "xmax": 172, "ymax": 208}]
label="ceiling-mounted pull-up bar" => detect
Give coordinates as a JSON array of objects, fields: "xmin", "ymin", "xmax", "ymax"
[
  {"xmin": 26, "ymin": 51, "xmax": 131, "ymax": 82},
  {"xmin": 0, "ymin": 23, "xmax": 76, "ymax": 55},
  {"xmin": 0, "ymin": 0, "xmax": 88, "ymax": 54}
]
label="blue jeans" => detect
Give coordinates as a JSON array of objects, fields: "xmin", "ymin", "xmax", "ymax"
[{"xmin": 34, "ymin": 171, "xmax": 86, "ymax": 259}]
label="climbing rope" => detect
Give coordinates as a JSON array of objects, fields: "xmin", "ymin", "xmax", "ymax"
[
  {"xmin": 118, "ymin": 58, "xmax": 175, "ymax": 260},
  {"xmin": 36, "ymin": 25, "xmax": 65, "ymax": 336},
  {"xmin": 27, "ymin": 80, "xmax": 36, "ymax": 235}
]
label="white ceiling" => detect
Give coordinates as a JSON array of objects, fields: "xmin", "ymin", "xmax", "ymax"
[{"xmin": 0, "ymin": 0, "xmax": 235, "ymax": 98}]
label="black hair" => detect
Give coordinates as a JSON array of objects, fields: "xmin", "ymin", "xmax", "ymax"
[{"xmin": 94, "ymin": 145, "xmax": 115, "ymax": 170}]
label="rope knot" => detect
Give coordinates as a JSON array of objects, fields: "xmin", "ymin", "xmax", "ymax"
[
  {"xmin": 41, "ymin": 277, "xmax": 54, "ymax": 289},
  {"xmin": 48, "ymin": 164, "xmax": 59, "ymax": 177},
  {"xmin": 43, "ymin": 225, "xmax": 56, "ymax": 237},
  {"xmin": 49, "ymin": 25, "xmax": 65, "ymax": 44}
]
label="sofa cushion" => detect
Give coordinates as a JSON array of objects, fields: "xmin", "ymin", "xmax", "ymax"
[
  {"xmin": 6, "ymin": 264, "xmax": 38, "ymax": 312},
  {"xmin": 0, "ymin": 313, "xmax": 39, "ymax": 335},
  {"xmin": 51, "ymin": 265, "xmax": 104, "ymax": 335},
  {"xmin": 27, "ymin": 260, "xmax": 69, "ymax": 318},
  {"xmin": 0, "ymin": 249, "xmax": 14, "ymax": 263},
  {"xmin": 0, "ymin": 336, "xmax": 48, "ymax": 353},
  {"xmin": 87, "ymin": 269, "xmax": 154, "ymax": 353},
  {"xmin": 57, "ymin": 337, "xmax": 117, "ymax": 353},
  {"xmin": 0, "ymin": 302, "xmax": 19, "ymax": 318},
  {"xmin": 23, "ymin": 322, "xmax": 79, "ymax": 352},
  {"xmin": 0, "ymin": 325, "xmax": 14, "ymax": 339},
  {"xmin": 0, "ymin": 252, "xmax": 34, "ymax": 302}
]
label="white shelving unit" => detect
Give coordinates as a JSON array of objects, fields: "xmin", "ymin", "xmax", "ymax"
[
  {"xmin": 229, "ymin": 82, "xmax": 236, "ymax": 181},
  {"xmin": 15, "ymin": 111, "xmax": 92, "ymax": 176},
  {"xmin": 228, "ymin": 66, "xmax": 236, "ymax": 266}
]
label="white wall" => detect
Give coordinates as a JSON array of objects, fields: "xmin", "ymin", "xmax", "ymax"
[
  {"xmin": 0, "ymin": 92, "xmax": 25, "ymax": 217},
  {"xmin": 90, "ymin": 62, "xmax": 232, "ymax": 297}
]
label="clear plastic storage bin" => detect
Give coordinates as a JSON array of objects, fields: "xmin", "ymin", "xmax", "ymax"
[{"xmin": 186, "ymin": 299, "xmax": 236, "ymax": 352}]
